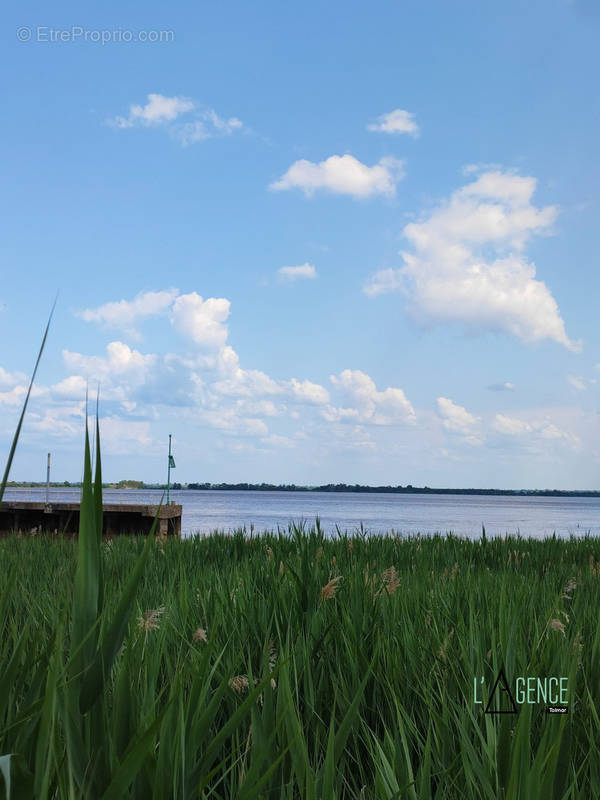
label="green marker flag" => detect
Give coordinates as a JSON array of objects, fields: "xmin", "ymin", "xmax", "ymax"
[{"xmin": 166, "ymin": 434, "xmax": 175, "ymax": 505}]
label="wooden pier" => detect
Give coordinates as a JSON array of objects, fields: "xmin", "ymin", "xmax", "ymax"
[{"xmin": 0, "ymin": 501, "xmax": 182, "ymax": 537}]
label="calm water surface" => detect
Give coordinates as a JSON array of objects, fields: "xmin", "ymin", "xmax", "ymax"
[{"xmin": 4, "ymin": 487, "xmax": 599, "ymax": 538}]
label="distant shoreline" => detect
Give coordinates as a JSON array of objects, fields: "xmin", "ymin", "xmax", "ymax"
[{"xmin": 5, "ymin": 482, "xmax": 599, "ymax": 498}]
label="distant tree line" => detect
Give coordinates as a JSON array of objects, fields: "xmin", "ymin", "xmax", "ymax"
[
  {"xmin": 6, "ymin": 480, "xmax": 598, "ymax": 497},
  {"xmin": 185, "ymin": 482, "xmax": 599, "ymax": 497}
]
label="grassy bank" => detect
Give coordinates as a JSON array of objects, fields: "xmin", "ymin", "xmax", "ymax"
[{"xmin": 1, "ymin": 527, "xmax": 600, "ymax": 798}]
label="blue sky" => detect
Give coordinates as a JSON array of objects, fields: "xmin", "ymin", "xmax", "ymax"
[{"xmin": 2, "ymin": 0, "xmax": 599, "ymax": 488}]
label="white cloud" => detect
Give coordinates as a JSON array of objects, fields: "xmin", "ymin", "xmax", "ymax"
[
  {"xmin": 78, "ymin": 289, "xmax": 233, "ymax": 351},
  {"xmin": 111, "ymin": 96, "xmax": 243, "ymax": 146},
  {"xmin": 363, "ymin": 268, "xmax": 404, "ymax": 296},
  {"xmin": 202, "ymin": 408, "xmax": 268, "ymax": 437},
  {"xmin": 367, "ymin": 109, "xmax": 419, "ymax": 137},
  {"xmin": 277, "ymin": 263, "xmax": 317, "ymax": 282},
  {"xmin": 488, "ymin": 382, "xmax": 516, "ymax": 392},
  {"xmin": 235, "ymin": 399, "xmax": 281, "ymax": 417},
  {"xmin": 63, "ymin": 341, "xmax": 157, "ymax": 381},
  {"xmin": 261, "ymin": 433, "xmax": 296, "ymax": 449},
  {"xmin": 114, "ymin": 94, "xmax": 194, "ymax": 128},
  {"xmin": 364, "ymin": 169, "xmax": 581, "ymax": 352},
  {"xmin": 100, "ymin": 417, "xmax": 153, "ymax": 453},
  {"xmin": 170, "ymin": 293, "xmax": 230, "ymax": 350},
  {"xmin": 289, "ymin": 378, "xmax": 330, "ymax": 405},
  {"xmin": 437, "ymin": 397, "xmax": 482, "ymax": 445},
  {"xmin": 328, "ymin": 424, "xmax": 376, "ymax": 451},
  {"xmin": 175, "ymin": 110, "xmax": 243, "ymax": 145},
  {"xmin": 492, "ymin": 413, "xmax": 532, "ymax": 436},
  {"xmin": 537, "ymin": 423, "xmax": 565, "ymax": 441},
  {"xmin": 492, "ymin": 412, "xmax": 581, "ymax": 450},
  {"xmin": 0, "ymin": 386, "xmax": 27, "ymax": 406},
  {"xmin": 50, "ymin": 375, "xmax": 88, "ymax": 399},
  {"xmin": 270, "ymin": 155, "xmax": 404, "ymax": 199},
  {"xmin": 27, "ymin": 408, "xmax": 83, "ymax": 437},
  {"xmin": 77, "ymin": 289, "xmax": 178, "ymax": 337},
  {"xmin": 213, "ymin": 346, "xmax": 282, "ymax": 397},
  {"xmin": 328, "ymin": 369, "xmax": 415, "ymax": 425},
  {"xmin": 567, "ymin": 374, "xmax": 586, "ymax": 391},
  {"xmin": 0, "ymin": 366, "xmax": 27, "ymax": 389}
]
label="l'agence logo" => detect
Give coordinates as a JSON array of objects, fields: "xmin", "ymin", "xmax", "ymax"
[{"xmin": 474, "ymin": 667, "xmax": 569, "ymax": 715}]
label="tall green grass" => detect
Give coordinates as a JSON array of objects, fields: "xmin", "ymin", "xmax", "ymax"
[{"xmin": 1, "ymin": 527, "xmax": 600, "ymax": 797}]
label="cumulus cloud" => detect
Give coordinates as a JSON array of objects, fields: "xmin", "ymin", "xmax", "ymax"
[
  {"xmin": 492, "ymin": 414, "xmax": 532, "ymax": 436},
  {"xmin": 175, "ymin": 110, "xmax": 243, "ymax": 145},
  {"xmin": 327, "ymin": 369, "xmax": 416, "ymax": 425},
  {"xmin": 289, "ymin": 378, "xmax": 330, "ymax": 405},
  {"xmin": 100, "ymin": 417, "xmax": 153, "ymax": 453},
  {"xmin": 0, "ymin": 366, "xmax": 27, "ymax": 389},
  {"xmin": 270, "ymin": 155, "xmax": 404, "ymax": 199},
  {"xmin": 363, "ymin": 268, "xmax": 404, "ymax": 296},
  {"xmin": 213, "ymin": 346, "xmax": 282, "ymax": 398},
  {"xmin": 78, "ymin": 290, "xmax": 231, "ymax": 351},
  {"xmin": 0, "ymin": 385, "xmax": 27, "ymax": 407},
  {"xmin": 63, "ymin": 341, "xmax": 157, "ymax": 381},
  {"xmin": 235, "ymin": 399, "xmax": 281, "ymax": 418},
  {"xmin": 113, "ymin": 94, "xmax": 194, "ymax": 128},
  {"xmin": 170, "ymin": 293, "xmax": 230, "ymax": 350},
  {"xmin": 492, "ymin": 413, "xmax": 580, "ymax": 450},
  {"xmin": 277, "ymin": 263, "xmax": 317, "ymax": 282},
  {"xmin": 67, "ymin": 289, "xmax": 286, "ymax": 438},
  {"xmin": 27, "ymin": 405, "xmax": 84, "ymax": 437},
  {"xmin": 437, "ymin": 397, "xmax": 482, "ymax": 445},
  {"xmin": 567, "ymin": 374, "xmax": 586, "ymax": 391},
  {"xmin": 202, "ymin": 408, "xmax": 268, "ymax": 437},
  {"xmin": 50, "ymin": 375, "xmax": 88, "ymax": 400},
  {"xmin": 367, "ymin": 109, "xmax": 419, "ymax": 137},
  {"xmin": 261, "ymin": 433, "xmax": 296, "ymax": 449},
  {"xmin": 111, "ymin": 94, "xmax": 243, "ymax": 145},
  {"xmin": 488, "ymin": 382, "xmax": 516, "ymax": 392},
  {"xmin": 77, "ymin": 289, "xmax": 178, "ymax": 338},
  {"xmin": 364, "ymin": 169, "xmax": 581, "ymax": 352}
]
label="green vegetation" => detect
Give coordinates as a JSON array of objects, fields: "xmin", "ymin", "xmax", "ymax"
[
  {"xmin": 114, "ymin": 480, "xmax": 146, "ymax": 490},
  {"xmin": 187, "ymin": 483, "xmax": 600, "ymax": 496},
  {"xmin": 6, "ymin": 481, "xmax": 598, "ymax": 497},
  {"xmin": 187, "ymin": 483, "xmax": 599, "ymax": 497},
  {"xmin": 1, "ymin": 527, "xmax": 600, "ymax": 797}
]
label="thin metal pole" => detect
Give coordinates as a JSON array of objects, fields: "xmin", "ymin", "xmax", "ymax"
[
  {"xmin": 167, "ymin": 434, "xmax": 172, "ymax": 505},
  {"xmin": 45, "ymin": 453, "xmax": 51, "ymax": 504}
]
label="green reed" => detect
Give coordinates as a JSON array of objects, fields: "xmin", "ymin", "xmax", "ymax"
[{"xmin": 1, "ymin": 526, "xmax": 600, "ymax": 798}]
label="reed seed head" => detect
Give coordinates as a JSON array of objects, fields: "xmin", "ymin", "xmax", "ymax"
[
  {"xmin": 381, "ymin": 566, "xmax": 399, "ymax": 594},
  {"xmin": 438, "ymin": 629, "xmax": 454, "ymax": 662},
  {"xmin": 193, "ymin": 627, "xmax": 208, "ymax": 642},
  {"xmin": 229, "ymin": 675, "xmax": 249, "ymax": 694},
  {"xmin": 138, "ymin": 605, "xmax": 165, "ymax": 632},
  {"xmin": 321, "ymin": 575, "xmax": 342, "ymax": 601}
]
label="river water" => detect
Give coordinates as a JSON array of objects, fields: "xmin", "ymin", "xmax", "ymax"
[{"xmin": 3, "ymin": 487, "xmax": 599, "ymax": 538}]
